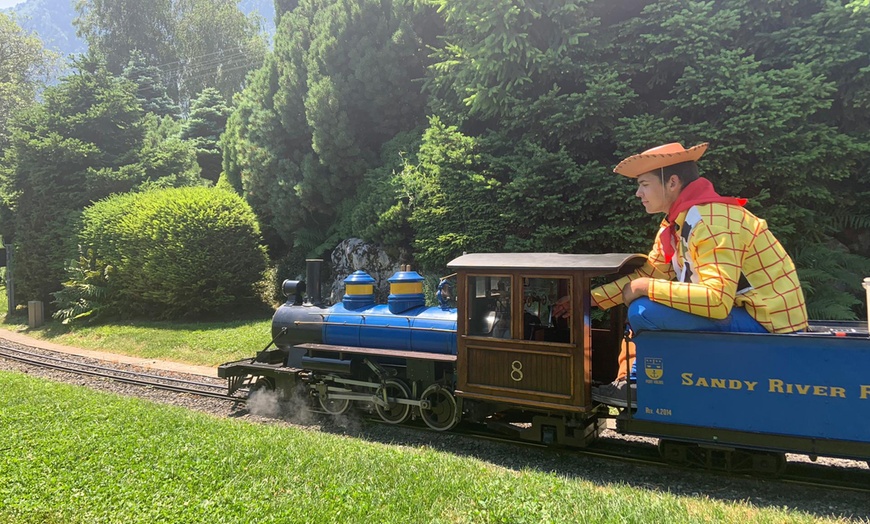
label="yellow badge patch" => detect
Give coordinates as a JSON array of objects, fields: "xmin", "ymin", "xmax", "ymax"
[{"xmin": 645, "ymin": 358, "xmax": 663, "ymax": 380}]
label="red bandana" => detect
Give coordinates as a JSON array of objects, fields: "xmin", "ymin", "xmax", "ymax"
[{"xmin": 660, "ymin": 177, "xmax": 747, "ymax": 263}]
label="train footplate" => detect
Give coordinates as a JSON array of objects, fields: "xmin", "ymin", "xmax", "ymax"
[{"xmin": 217, "ymin": 359, "xmax": 257, "ymax": 395}]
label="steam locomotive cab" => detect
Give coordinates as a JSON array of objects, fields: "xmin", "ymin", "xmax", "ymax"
[{"xmin": 448, "ymin": 253, "xmax": 645, "ymax": 413}]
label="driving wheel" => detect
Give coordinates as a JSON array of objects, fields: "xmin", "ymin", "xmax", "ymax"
[
  {"xmin": 374, "ymin": 379, "xmax": 411, "ymax": 424},
  {"xmin": 419, "ymin": 384, "xmax": 459, "ymax": 431}
]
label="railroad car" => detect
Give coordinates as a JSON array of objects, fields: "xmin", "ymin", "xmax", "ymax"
[{"xmin": 218, "ymin": 254, "xmax": 870, "ymax": 472}]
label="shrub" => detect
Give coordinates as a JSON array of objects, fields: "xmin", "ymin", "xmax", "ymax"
[{"xmin": 54, "ymin": 186, "xmax": 268, "ymax": 322}]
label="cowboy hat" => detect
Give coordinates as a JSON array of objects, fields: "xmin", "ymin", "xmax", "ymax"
[{"xmin": 613, "ymin": 142, "xmax": 709, "ymax": 178}]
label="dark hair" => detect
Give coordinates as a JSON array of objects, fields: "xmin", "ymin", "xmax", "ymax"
[{"xmin": 663, "ymin": 161, "xmax": 700, "ymax": 187}]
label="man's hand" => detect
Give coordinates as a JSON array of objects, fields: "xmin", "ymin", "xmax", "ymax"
[
  {"xmin": 552, "ymin": 296, "xmax": 571, "ymax": 319},
  {"xmin": 621, "ymin": 277, "xmax": 650, "ymax": 305},
  {"xmin": 552, "ymin": 294, "xmax": 600, "ymax": 319}
]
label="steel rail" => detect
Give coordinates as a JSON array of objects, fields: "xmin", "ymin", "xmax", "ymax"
[
  {"xmin": 0, "ymin": 344, "xmax": 243, "ymax": 403},
  {"xmin": 0, "ymin": 343, "xmax": 225, "ymax": 389}
]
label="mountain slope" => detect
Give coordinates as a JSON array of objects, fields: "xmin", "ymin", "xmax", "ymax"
[{"xmin": 2, "ymin": 0, "xmax": 275, "ymax": 58}]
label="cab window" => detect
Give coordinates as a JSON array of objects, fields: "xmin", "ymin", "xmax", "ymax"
[
  {"xmin": 467, "ymin": 275, "xmax": 511, "ymax": 338},
  {"xmin": 523, "ymin": 276, "xmax": 571, "ymax": 343}
]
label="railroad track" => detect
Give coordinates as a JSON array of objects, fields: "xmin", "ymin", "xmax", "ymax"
[
  {"xmin": 0, "ymin": 342, "xmax": 244, "ymax": 403},
  {"xmin": 3, "ymin": 341, "xmax": 868, "ymax": 494},
  {"xmin": 447, "ymin": 422, "xmax": 870, "ymax": 494}
]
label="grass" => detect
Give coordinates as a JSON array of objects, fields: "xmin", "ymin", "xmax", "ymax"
[
  {"xmin": 6, "ymin": 316, "xmax": 272, "ymax": 366},
  {"xmin": 0, "ymin": 284, "xmax": 272, "ymax": 366},
  {"xmin": 0, "ymin": 371, "xmax": 847, "ymax": 524}
]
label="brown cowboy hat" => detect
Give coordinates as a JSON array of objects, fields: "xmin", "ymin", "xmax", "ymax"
[{"xmin": 613, "ymin": 142, "xmax": 709, "ymax": 178}]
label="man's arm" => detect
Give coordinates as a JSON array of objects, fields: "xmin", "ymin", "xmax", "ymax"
[
  {"xmin": 593, "ymin": 225, "xmax": 675, "ymax": 310},
  {"xmin": 646, "ymin": 219, "xmax": 742, "ymax": 318}
]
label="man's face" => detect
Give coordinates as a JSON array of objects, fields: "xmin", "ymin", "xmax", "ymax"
[{"xmin": 635, "ymin": 171, "xmax": 675, "ymax": 214}]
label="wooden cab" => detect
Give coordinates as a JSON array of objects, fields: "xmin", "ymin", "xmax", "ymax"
[{"xmin": 447, "ymin": 253, "xmax": 646, "ymax": 412}]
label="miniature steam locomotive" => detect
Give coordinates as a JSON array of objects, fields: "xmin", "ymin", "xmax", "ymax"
[{"xmin": 219, "ymin": 253, "xmax": 870, "ymax": 472}]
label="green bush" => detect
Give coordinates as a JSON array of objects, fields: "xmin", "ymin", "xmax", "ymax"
[{"xmin": 54, "ymin": 187, "xmax": 268, "ymax": 322}]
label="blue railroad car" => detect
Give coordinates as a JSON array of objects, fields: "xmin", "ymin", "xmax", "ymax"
[{"xmin": 620, "ymin": 328, "xmax": 870, "ymax": 469}]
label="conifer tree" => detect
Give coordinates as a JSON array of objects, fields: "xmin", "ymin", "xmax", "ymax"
[
  {"xmin": 223, "ymin": 0, "xmax": 436, "ymax": 255},
  {"xmin": 0, "ymin": 53, "xmax": 200, "ymax": 305},
  {"xmin": 122, "ymin": 51, "xmax": 180, "ymax": 118},
  {"xmin": 182, "ymin": 87, "xmax": 230, "ymax": 183}
]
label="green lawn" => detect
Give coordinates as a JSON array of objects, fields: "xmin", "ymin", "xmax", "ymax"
[
  {"xmin": 0, "ymin": 283, "xmax": 271, "ymax": 366},
  {"xmin": 0, "ymin": 372, "xmax": 843, "ymax": 524}
]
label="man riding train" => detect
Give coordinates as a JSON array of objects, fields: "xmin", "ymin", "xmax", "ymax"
[{"xmin": 553, "ymin": 142, "xmax": 808, "ymax": 408}]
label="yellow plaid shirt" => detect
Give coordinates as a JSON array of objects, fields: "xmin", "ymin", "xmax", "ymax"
[{"xmin": 592, "ymin": 203, "xmax": 808, "ymax": 333}]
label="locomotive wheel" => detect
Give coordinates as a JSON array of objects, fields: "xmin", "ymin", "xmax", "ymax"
[
  {"xmin": 374, "ymin": 379, "xmax": 411, "ymax": 424},
  {"xmin": 248, "ymin": 377, "xmax": 276, "ymax": 396},
  {"xmin": 318, "ymin": 394, "xmax": 351, "ymax": 415},
  {"xmin": 419, "ymin": 384, "xmax": 459, "ymax": 431}
]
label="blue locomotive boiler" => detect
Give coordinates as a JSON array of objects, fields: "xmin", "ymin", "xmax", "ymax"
[{"xmin": 272, "ymin": 267, "xmax": 457, "ymax": 358}]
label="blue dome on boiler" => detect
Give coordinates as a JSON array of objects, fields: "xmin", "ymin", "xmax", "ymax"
[
  {"xmin": 343, "ymin": 271, "xmax": 376, "ymax": 310},
  {"xmin": 387, "ymin": 270, "xmax": 425, "ymax": 314}
]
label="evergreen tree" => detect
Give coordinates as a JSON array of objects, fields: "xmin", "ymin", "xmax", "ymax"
[
  {"xmin": 410, "ymin": 0, "xmax": 641, "ymax": 263},
  {"xmin": 273, "ymin": 0, "xmax": 299, "ymax": 23},
  {"xmin": 139, "ymin": 113, "xmax": 202, "ymax": 189},
  {"xmin": 223, "ymin": 0, "xmax": 437, "ymax": 256},
  {"xmin": 122, "ymin": 51, "xmax": 180, "ymax": 118},
  {"xmin": 222, "ymin": 54, "xmax": 298, "ymax": 252},
  {"xmin": 182, "ymin": 87, "xmax": 230, "ymax": 183},
  {"xmin": 0, "ymin": 53, "xmax": 200, "ymax": 305}
]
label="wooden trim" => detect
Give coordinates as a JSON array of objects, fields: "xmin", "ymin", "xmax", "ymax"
[
  {"xmin": 464, "ymin": 381, "xmax": 573, "ymax": 400},
  {"xmin": 457, "ymin": 273, "xmax": 469, "ymax": 390},
  {"xmin": 461, "ymin": 342, "xmax": 570, "ymax": 357}
]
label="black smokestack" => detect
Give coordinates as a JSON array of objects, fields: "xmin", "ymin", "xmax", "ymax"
[{"xmin": 305, "ymin": 259, "xmax": 323, "ymax": 306}]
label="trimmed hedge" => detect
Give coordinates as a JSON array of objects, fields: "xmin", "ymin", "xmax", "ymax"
[{"xmin": 55, "ymin": 186, "xmax": 268, "ymax": 321}]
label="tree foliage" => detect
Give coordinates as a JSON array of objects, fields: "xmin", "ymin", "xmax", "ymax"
[
  {"xmin": 0, "ymin": 13, "xmax": 58, "ymax": 155},
  {"xmin": 200, "ymin": 0, "xmax": 870, "ymax": 319},
  {"xmin": 182, "ymin": 87, "xmax": 230, "ymax": 182},
  {"xmin": 222, "ymin": 0, "xmax": 438, "ymax": 259},
  {"xmin": 74, "ymin": 0, "xmax": 267, "ymax": 106},
  {"xmin": 74, "ymin": 0, "xmax": 176, "ymax": 75},
  {"xmin": 122, "ymin": 51, "xmax": 180, "ymax": 117},
  {"xmin": 172, "ymin": 0, "xmax": 269, "ymax": 103},
  {"xmin": 365, "ymin": 0, "xmax": 869, "ymax": 318},
  {"xmin": 0, "ymin": 53, "xmax": 201, "ymax": 305}
]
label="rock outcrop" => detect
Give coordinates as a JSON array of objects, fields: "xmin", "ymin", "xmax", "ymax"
[{"xmin": 328, "ymin": 238, "xmax": 400, "ymax": 304}]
